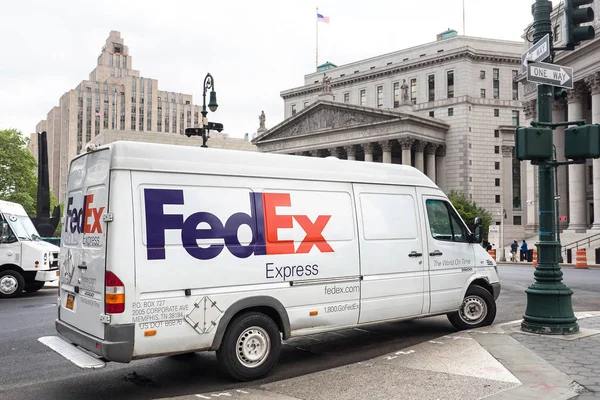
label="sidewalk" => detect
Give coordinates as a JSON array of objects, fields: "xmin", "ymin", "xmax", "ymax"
[{"xmin": 161, "ymin": 312, "xmax": 600, "ymax": 400}]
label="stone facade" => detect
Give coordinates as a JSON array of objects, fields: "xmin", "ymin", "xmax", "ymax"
[
  {"xmin": 30, "ymin": 31, "xmax": 253, "ymax": 203},
  {"xmin": 88, "ymin": 129, "xmax": 256, "ymax": 152},
  {"xmin": 262, "ymin": 34, "xmax": 525, "ymax": 232},
  {"xmin": 518, "ymin": 2, "xmax": 600, "ymax": 234}
]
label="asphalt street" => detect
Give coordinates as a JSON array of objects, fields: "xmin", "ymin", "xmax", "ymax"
[{"xmin": 0, "ymin": 264, "xmax": 598, "ymax": 400}]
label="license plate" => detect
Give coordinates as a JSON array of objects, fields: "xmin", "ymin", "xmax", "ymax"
[
  {"xmin": 56, "ymin": 270, "xmax": 59, "ymax": 276},
  {"xmin": 66, "ymin": 293, "xmax": 75, "ymax": 310}
]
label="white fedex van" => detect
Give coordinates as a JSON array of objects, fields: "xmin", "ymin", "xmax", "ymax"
[
  {"xmin": 39, "ymin": 141, "xmax": 500, "ymax": 381},
  {"xmin": 0, "ymin": 200, "xmax": 60, "ymax": 298}
]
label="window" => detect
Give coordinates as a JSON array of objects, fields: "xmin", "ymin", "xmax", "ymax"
[
  {"xmin": 512, "ymin": 70, "xmax": 519, "ymax": 100},
  {"xmin": 425, "ymin": 199, "xmax": 468, "ymax": 242},
  {"xmin": 344, "ymin": 92, "xmax": 350, "ymax": 103},
  {"xmin": 377, "ymin": 86, "xmax": 384, "ymax": 108},
  {"xmin": 481, "ymin": 89, "xmax": 486, "ymax": 98},
  {"xmin": 291, "ymin": 104, "xmax": 297, "ymax": 115},
  {"xmin": 360, "ymin": 89, "xmax": 366, "ymax": 106},
  {"xmin": 512, "ymin": 148, "xmax": 521, "ymax": 209},
  {"xmin": 480, "ymin": 70, "xmax": 486, "ymax": 79},
  {"xmin": 590, "ymin": 165, "xmax": 594, "ymax": 185},
  {"xmin": 428, "ymin": 74, "xmax": 435, "ymax": 102},
  {"xmin": 493, "ymin": 68, "xmax": 500, "ymax": 99},
  {"xmin": 393, "ymin": 82, "xmax": 400, "ymax": 107},
  {"xmin": 303, "ymin": 101, "xmax": 309, "ymax": 109},
  {"xmin": 447, "ymin": 71, "xmax": 454, "ymax": 98},
  {"xmin": 495, "ymin": 146, "xmax": 500, "ymax": 154},
  {"xmin": 410, "ymin": 79, "xmax": 417, "ymax": 104},
  {"xmin": 495, "ymin": 178, "xmax": 500, "ymax": 186},
  {"xmin": 429, "ymin": 111, "xmax": 435, "ymax": 117},
  {"xmin": 553, "ymin": 24, "xmax": 560, "ymax": 42},
  {"xmin": 495, "ymin": 162, "xmax": 500, "ymax": 170},
  {"xmin": 494, "ymin": 109, "xmax": 500, "ymax": 117},
  {"xmin": 512, "ymin": 110, "xmax": 520, "ymax": 126},
  {"xmin": 495, "ymin": 195, "xmax": 501, "ymax": 203},
  {"xmin": 448, "ymin": 108, "xmax": 454, "ymax": 116},
  {"xmin": 494, "ymin": 129, "xmax": 500, "ymax": 138},
  {"xmin": 513, "ymin": 216, "xmax": 522, "ymax": 225}
]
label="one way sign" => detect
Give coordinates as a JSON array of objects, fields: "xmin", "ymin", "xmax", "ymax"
[
  {"xmin": 527, "ymin": 61, "xmax": 574, "ymax": 89},
  {"xmin": 521, "ymin": 34, "xmax": 550, "ymax": 73}
]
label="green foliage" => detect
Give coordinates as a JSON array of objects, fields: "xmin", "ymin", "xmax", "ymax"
[
  {"xmin": 447, "ymin": 190, "xmax": 493, "ymax": 237},
  {"xmin": 0, "ymin": 129, "xmax": 37, "ymax": 215}
]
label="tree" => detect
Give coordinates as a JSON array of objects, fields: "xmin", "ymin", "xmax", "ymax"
[
  {"xmin": 0, "ymin": 129, "xmax": 37, "ymax": 215},
  {"xmin": 447, "ymin": 190, "xmax": 493, "ymax": 239}
]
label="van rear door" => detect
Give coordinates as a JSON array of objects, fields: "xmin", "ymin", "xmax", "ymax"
[{"xmin": 59, "ymin": 149, "xmax": 111, "ymax": 340}]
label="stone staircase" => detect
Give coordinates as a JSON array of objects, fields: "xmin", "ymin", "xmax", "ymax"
[{"xmin": 501, "ymin": 230, "xmax": 600, "ymax": 265}]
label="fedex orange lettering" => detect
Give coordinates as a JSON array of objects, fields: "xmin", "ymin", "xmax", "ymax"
[{"xmin": 65, "ymin": 194, "xmax": 105, "ymax": 234}]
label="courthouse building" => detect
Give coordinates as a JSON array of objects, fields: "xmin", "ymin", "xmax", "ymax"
[
  {"xmin": 253, "ymin": 31, "xmax": 525, "ymax": 236},
  {"xmin": 32, "ymin": 31, "xmax": 254, "ymax": 203},
  {"xmin": 518, "ymin": 2, "xmax": 600, "ymax": 234}
]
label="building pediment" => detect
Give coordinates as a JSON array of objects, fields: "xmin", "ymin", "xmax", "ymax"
[{"xmin": 253, "ymin": 100, "xmax": 403, "ymax": 143}]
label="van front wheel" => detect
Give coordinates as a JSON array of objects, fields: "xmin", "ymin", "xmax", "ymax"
[
  {"xmin": 447, "ymin": 285, "xmax": 496, "ymax": 330},
  {"xmin": 0, "ymin": 270, "xmax": 25, "ymax": 298},
  {"xmin": 216, "ymin": 312, "xmax": 281, "ymax": 381}
]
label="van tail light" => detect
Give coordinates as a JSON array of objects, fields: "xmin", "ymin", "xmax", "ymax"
[{"xmin": 105, "ymin": 271, "xmax": 125, "ymax": 314}]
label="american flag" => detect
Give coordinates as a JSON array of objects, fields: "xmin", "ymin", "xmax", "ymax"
[
  {"xmin": 95, "ymin": 109, "xmax": 104, "ymax": 117},
  {"xmin": 317, "ymin": 13, "xmax": 329, "ymax": 24}
]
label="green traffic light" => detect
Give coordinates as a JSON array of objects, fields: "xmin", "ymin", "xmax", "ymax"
[{"xmin": 565, "ymin": 0, "xmax": 596, "ymax": 47}]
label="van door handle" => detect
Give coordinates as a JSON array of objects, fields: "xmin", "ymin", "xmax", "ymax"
[
  {"xmin": 429, "ymin": 250, "xmax": 443, "ymax": 256},
  {"xmin": 408, "ymin": 251, "xmax": 423, "ymax": 257},
  {"xmin": 77, "ymin": 264, "xmax": 87, "ymax": 270}
]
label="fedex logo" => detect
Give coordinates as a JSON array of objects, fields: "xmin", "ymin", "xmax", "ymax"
[
  {"xmin": 144, "ymin": 189, "xmax": 334, "ymax": 261},
  {"xmin": 65, "ymin": 194, "xmax": 105, "ymax": 234}
]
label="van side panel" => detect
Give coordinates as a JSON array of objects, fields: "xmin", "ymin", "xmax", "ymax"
[
  {"xmin": 130, "ymin": 171, "xmax": 360, "ymax": 356},
  {"xmin": 352, "ymin": 184, "xmax": 426, "ymax": 324}
]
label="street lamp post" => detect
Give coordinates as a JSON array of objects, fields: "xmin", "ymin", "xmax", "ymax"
[{"xmin": 185, "ymin": 73, "xmax": 220, "ymax": 147}]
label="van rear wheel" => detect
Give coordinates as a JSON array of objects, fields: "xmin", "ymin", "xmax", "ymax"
[
  {"xmin": 0, "ymin": 270, "xmax": 25, "ymax": 298},
  {"xmin": 447, "ymin": 285, "xmax": 496, "ymax": 330},
  {"xmin": 216, "ymin": 312, "xmax": 281, "ymax": 381}
]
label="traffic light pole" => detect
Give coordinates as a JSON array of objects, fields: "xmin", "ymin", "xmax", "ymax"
[{"xmin": 521, "ymin": 0, "xmax": 579, "ymax": 335}]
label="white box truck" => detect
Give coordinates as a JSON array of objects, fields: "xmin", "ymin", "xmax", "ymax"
[
  {"xmin": 0, "ymin": 200, "xmax": 60, "ymax": 298},
  {"xmin": 39, "ymin": 141, "xmax": 500, "ymax": 381}
]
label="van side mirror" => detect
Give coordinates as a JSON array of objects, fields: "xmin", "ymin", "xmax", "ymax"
[
  {"xmin": 472, "ymin": 217, "xmax": 483, "ymax": 244},
  {"xmin": 1, "ymin": 222, "xmax": 8, "ymax": 243}
]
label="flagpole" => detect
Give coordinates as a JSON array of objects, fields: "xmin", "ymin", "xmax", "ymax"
[
  {"xmin": 316, "ymin": 6, "xmax": 319, "ymax": 71},
  {"xmin": 462, "ymin": 0, "xmax": 466, "ymax": 35}
]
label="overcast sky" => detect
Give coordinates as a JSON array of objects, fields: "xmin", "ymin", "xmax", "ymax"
[{"xmin": 1, "ymin": 0, "xmax": 536, "ymax": 140}]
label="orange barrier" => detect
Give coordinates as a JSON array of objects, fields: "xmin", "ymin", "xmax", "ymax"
[
  {"xmin": 576, "ymin": 249, "xmax": 588, "ymax": 269},
  {"xmin": 532, "ymin": 250, "xmax": 538, "ymax": 267},
  {"xmin": 487, "ymin": 250, "xmax": 496, "ymax": 260}
]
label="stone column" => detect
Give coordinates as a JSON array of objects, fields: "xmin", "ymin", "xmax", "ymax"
[
  {"xmin": 362, "ymin": 143, "xmax": 374, "ymax": 162},
  {"xmin": 379, "ymin": 141, "xmax": 392, "ymax": 163},
  {"xmin": 567, "ymin": 81, "xmax": 588, "ymax": 231},
  {"xmin": 502, "ymin": 145, "xmax": 514, "ymax": 222},
  {"xmin": 344, "ymin": 145, "xmax": 356, "ymax": 161},
  {"xmin": 552, "ymin": 98, "xmax": 569, "ymax": 231},
  {"xmin": 414, "ymin": 141, "xmax": 426, "ymax": 173},
  {"xmin": 586, "ymin": 72, "xmax": 600, "ymax": 229},
  {"xmin": 435, "ymin": 145, "xmax": 446, "ymax": 190},
  {"xmin": 328, "ymin": 147, "xmax": 342, "ymax": 158},
  {"xmin": 426, "ymin": 144, "xmax": 438, "ymax": 182},
  {"xmin": 399, "ymin": 138, "xmax": 414, "ymax": 166},
  {"xmin": 523, "ymin": 99, "xmax": 538, "ymax": 233}
]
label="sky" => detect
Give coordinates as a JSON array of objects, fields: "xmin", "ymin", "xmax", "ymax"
[{"xmin": 0, "ymin": 0, "xmax": 536, "ymax": 140}]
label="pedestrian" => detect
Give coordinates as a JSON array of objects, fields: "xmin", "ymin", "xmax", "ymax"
[
  {"xmin": 510, "ymin": 240, "xmax": 518, "ymax": 262},
  {"xmin": 521, "ymin": 240, "xmax": 528, "ymax": 261}
]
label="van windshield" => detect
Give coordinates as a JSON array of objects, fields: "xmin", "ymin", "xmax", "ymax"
[{"xmin": 5, "ymin": 214, "xmax": 41, "ymax": 241}]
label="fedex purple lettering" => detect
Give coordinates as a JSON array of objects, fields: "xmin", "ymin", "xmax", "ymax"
[{"xmin": 144, "ymin": 188, "xmax": 334, "ymax": 261}]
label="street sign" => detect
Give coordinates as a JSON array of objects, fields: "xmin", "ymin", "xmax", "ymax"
[
  {"xmin": 527, "ymin": 61, "xmax": 574, "ymax": 89},
  {"xmin": 521, "ymin": 34, "xmax": 551, "ymax": 73},
  {"xmin": 559, "ymin": 216, "xmax": 567, "ymax": 222}
]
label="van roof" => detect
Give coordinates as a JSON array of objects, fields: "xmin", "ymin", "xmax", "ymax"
[
  {"xmin": 0, "ymin": 200, "xmax": 28, "ymax": 216},
  {"xmin": 90, "ymin": 141, "xmax": 439, "ymax": 188}
]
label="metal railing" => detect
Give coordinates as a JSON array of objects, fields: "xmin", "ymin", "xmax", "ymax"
[{"xmin": 561, "ymin": 232, "xmax": 600, "ymax": 255}]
